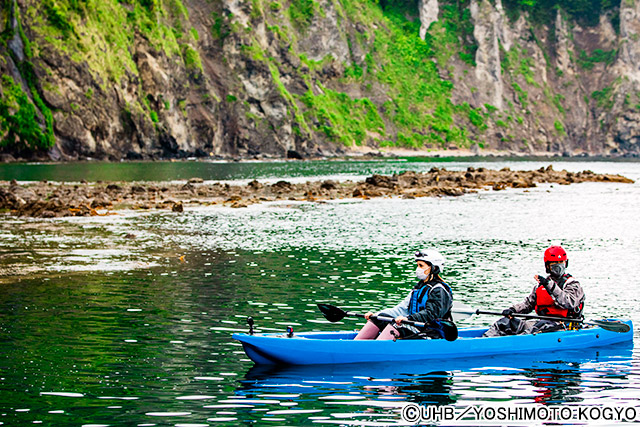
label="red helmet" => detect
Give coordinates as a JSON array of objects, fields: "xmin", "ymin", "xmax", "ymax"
[{"xmin": 544, "ymin": 246, "xmax": 567, "ymax": 263}]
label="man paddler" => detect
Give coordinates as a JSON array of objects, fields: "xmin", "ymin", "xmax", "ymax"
[{"xmin": 483, "ymin": 245, "xmax": 585, "ymax": 337}]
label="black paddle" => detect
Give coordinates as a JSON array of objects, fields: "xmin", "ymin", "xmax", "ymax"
[
  {"xmin": 317, "ymin": 303, "xmax": 458, "ymax": 341},
  {"xmin": 476, "ymin": 310, "xmax": 631, "ymax": 333}
]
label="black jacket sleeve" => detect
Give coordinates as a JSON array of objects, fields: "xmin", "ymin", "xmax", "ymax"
[{"xmin": 406, "ymin": 286, "xmax": 453, "ymax": 324}]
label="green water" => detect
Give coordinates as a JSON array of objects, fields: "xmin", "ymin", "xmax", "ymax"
[
  {"xmin": 0, "ymin": 158, "xmax": 462, "ymax": 182},
  {"xmin": 2, "ymin": 247, "xmax": 636, "ymax": 426},
  {"xmin": 1, "ymin": 160, "xmax": 639, "ymax": 425},
  {"xmin": 2, "ymin": 157, "xmax": 638, "ymax": 183}
]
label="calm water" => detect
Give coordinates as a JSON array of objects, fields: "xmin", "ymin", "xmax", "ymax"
[
  {"xmin": 1, "ymin": 156, "xmax": 639, "ymax": 183},
  {"xmin": 1, "ymin": 160, "xmax": 639, "ymax": 426}
]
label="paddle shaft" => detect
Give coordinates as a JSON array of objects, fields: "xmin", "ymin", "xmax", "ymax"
[
  {"xmin": 474, "ymin": 309, "xmax": 630, "ymax": 333},
  {"xmin": 318, "ymin": 303, "xmax": 458, "ymax": 341},
  {"xmin": 477, "ymin": 309, "xmax": 590, "ymax": 324},
  {"xmin": 345, "ymin": 311, "xmax": 427, "ymax": 329}
]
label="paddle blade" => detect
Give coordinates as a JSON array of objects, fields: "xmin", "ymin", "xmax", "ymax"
[
  {"xmin": 589, "ymin": 319, "xmax": 631, "ymax": 333},
  {"xmin": 317, "ymin": 303, "xmax": 348, "ymax": 323},
  {"xmin": 440, "ymin": 320, "xmax": 458, "ymax": 342},
  {"xmin": 451, "ymin": 302, "xmax": 477, "ymax": 322}
]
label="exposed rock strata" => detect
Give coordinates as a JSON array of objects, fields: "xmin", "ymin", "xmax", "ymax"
[
  {"xmin": 470, "ymin": 0, "xmax": 505, "ymax": 110},
  {"xmin": 0, "ymin": 167, "xmax": 633, "ymax": 218},
  {"xmin": 419, "ymin": 0, "xmax": 439, "ymax": 40}
]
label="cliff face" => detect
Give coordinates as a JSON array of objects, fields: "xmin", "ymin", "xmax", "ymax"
[{"xmin": 1, "ymin": 0, "xmax": 639, "ymax": 160}]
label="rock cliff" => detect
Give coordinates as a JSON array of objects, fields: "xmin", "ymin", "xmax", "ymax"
[{"xmin": 1, "ymin": 0, "xmax": 639, "ymax": 160}]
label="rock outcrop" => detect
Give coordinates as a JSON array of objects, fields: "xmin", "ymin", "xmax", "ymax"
[
  {"xmin": 0, "ymin": 167, "xmax": 633, "ymax": 217},
  {"xmin": 419, "ymin": 0, "xmax": 439, "ymax": 40}
]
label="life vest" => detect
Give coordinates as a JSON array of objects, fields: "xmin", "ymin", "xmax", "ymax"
[
  {"xmin": 535, "ymin": 274, "xmax": 582, "ymax": 318},
  {"xmin": 408, "ymin": 280, "xmax": 452, "ymax": 316}
]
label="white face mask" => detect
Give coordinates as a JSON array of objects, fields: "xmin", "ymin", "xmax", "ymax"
[{"xmin": 416, "ymin": 267, "xmax": 429, "ymax": 281}]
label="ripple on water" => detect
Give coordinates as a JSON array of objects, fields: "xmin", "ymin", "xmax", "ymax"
[
  {"xmin": 39, "ymin": 392, "xmax": 84, "ymax": 398},
  {"xmin": 145, "ymin": 412, "xmax": 192, "ymax": 416},
  {"xmin": 175, "ymin": 395, "xmax": 217, "ymax": 400}
]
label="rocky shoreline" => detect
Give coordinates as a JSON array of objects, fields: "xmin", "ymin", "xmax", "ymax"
[{"xmin": 0, "ymin": 166, "xmax": 634, "ymax": 218}]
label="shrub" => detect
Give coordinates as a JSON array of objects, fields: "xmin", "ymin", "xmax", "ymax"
[
  {"xmin": 0, "ymin": 75, "xmax": 54, "ymax": 150},
  {"xmin": 289, "ymin": 0, "xmax": 315, "ymax": 30}
]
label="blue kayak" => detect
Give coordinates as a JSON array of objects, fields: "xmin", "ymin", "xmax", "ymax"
[{"xmin": 232, "ymin": 320, "xmax": 633, "ymax": 365}]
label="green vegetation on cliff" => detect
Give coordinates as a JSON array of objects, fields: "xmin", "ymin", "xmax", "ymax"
[
  {"xmin": 1, "ymin": 0, "xmax": 202, "ymax": 152},
  {"xmin": 285, "ymin": 0, "xmax": 480, "ymax": 149},
  {"xmin": 0, "ymin": 75, "xmax": 55, "ymax": 150},
  {"xmin": 36, "ymin": 0, "xmax": 204, "ymax": 82},
  {"xmin": 427, "ymin": 1, "xmax": 477, "ymax": 66},
  {"xmin": 0, "ymin": 0, "xmax": 631, "ymax": 157},
  {"xmin": 1, "ymin": 3, "xmax": 56, "ymax": 150},
  {"xmin": 302, "ymin": 87, "xmax": 385, "ymax": 146},
  {"xmin": 503, "ymin": 0, "xmax": 618, "ymax": 27},
  {"xmin": 578, "ymin": 48, "xmax": 617, "ymax": 70},
  {"xmin": 372, "ymin": 1, "xmax": 465, "ymax": 147}
]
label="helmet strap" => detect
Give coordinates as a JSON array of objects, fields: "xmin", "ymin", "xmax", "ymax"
[{"xmin": 429, "ymin": 264, "xmax": 440, "ymax": 282}]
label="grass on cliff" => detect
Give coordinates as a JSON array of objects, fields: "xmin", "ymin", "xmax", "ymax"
[
  {"xmin": 502, "ymin": 0, "xmax": 618, "ymax": 28},
  {"xmin": 426, "ymin": 1, "xmax": 477, "ymax": 66},
  {"xmin": 502, "ymin": 44, "xmax": 537, "ymax": 86},
  {"xmin": 577, "ymin": 48, "xmax": 617, "ymax": 70},
  {"xmin": 592, "ymin": 86, "xmax": 614, "ymax": 109},
  {"xmin": 289, "ymin": 0, "xmax": 316, "ymax": 30},
  {"xmin": 33, "ymin": 0, "xmax": 199, "ymax": 83},
  {"xmin": 3, "ymin": 0, "xmax": 206, "ymax": 150},
  {"xmin": 301, "ymin": 86, "xmax": 385, "ymax": 146},
  {"xmin": 293, "ymin": 0, "xmax": 481, "ymax": 148},
  {"xmin": 0, "ymin": 75, "xmax": 55, "ymax": 150},
  {"xmin": 368, "ymin": 0, "xmax": 474, "ymax": 148},
  {"xmin": 266, "ymin": 0, "xmax": 616, "ymax": 150},
  {"xmin": 1, "ymin": 5, "xmax": 55, "ymax": 150}
]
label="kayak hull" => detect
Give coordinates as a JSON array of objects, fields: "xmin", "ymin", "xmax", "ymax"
[{"xmin": 232, "ymin": 320, "xmax": 633, "ymax": 365}]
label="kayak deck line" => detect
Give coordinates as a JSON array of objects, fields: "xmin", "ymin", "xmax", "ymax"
[{"xmin": 232, "ymin": 320, "xmax": 633, "ymax": 365}]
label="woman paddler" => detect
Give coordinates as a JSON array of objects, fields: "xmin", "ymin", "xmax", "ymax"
[{"xmin": 354, "ymin": 249, "xmax": 454, "ymax": 340}]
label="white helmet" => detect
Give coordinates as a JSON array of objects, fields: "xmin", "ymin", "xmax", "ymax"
[{"xmin": 415, "ymin": 249, "xmax": 446, "ymax": 274}]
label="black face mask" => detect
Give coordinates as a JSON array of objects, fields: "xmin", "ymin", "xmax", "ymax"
[{"xmin": 549, "ymin": 263, "xmax": 565, "ymax": 278}]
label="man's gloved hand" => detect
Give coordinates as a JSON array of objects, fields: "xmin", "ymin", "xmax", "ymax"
[
  {"xmin": 502, "ymin": 308, "xmax": 515, "ymax": 317},
  {"xmin": 536, "ymin": 275, "xmax": 550, "ymax": 289}
]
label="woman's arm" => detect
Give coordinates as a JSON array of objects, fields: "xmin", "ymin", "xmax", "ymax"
[{"xmin": 377, "ymin": 291, "xmax": 412, "ymax": 319}]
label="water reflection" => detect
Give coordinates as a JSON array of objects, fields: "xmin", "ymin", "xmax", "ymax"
[
  {"xmin": 225, "ymin": 344, "xmax": 638, "ymax": 424},
  {"xmin": 2, "ymin": 157, "xmax": 640, "ymax": 182},
  {"xmin": 232, "ymin": 343, "xmax": 634, "ymax": 424}
]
